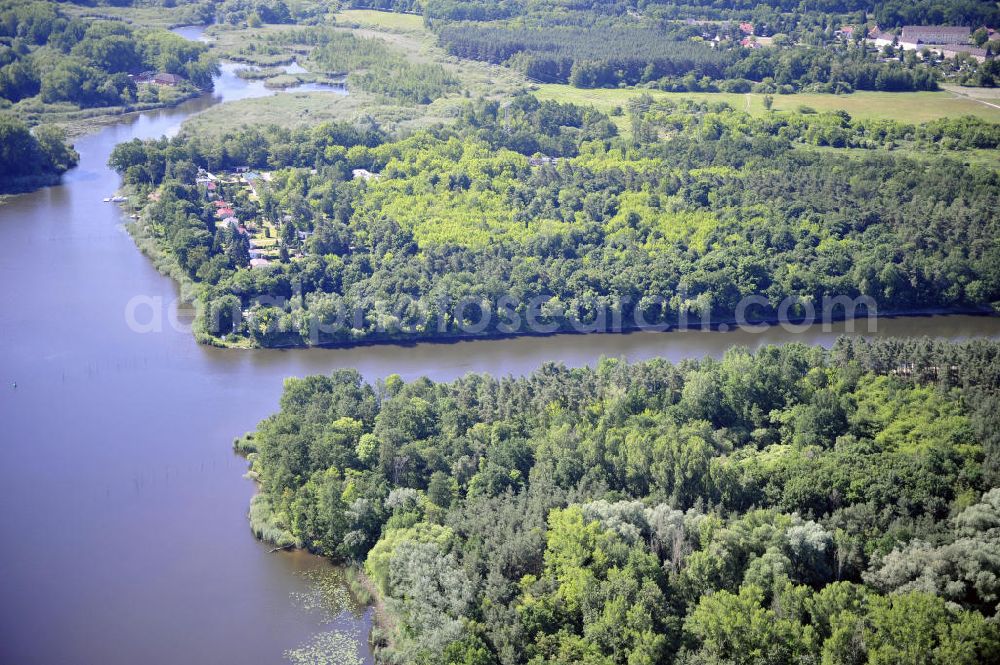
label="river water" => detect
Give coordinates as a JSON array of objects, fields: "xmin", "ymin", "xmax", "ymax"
[{"xmin": 1, "ymin": 26, "xmax": 999, "ymax": 665}]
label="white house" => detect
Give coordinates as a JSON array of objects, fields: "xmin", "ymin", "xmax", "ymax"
[{"xmin": 352, "ymin": 168, "xmax": 380, "ymax": 181}]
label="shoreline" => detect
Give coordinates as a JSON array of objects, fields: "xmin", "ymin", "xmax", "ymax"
[
  {"xmin": 0, "ymin": 172, "xmax": 65, "ymax": 197},
  {"xmin": 342, "ymin": 566, "xmax": 392, "ymax": 655},
  {"xmin": 0, "ymin": 90, "xmax": 207, "ymax": 200},
  {"xmin": 120, "ymin": 192, "xmax": 999, "ymax": 353},
  {"xmin": 207, "ymin": 307, "xmax": 1000, "ymax": 352},
  {"xmin": 237, "ymin": 432, "xmax": 391, "ymax": 655},
  {"xmin": 20, "ymin": 88, "xmax": 205, "ymax": 141},
  {"xmin": 119, "ymin": 214, "xmax": 1000, "ymax": 352}
]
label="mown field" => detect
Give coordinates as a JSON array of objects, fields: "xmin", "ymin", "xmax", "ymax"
[
  {"xmin": 534, "ymin": 83, "xmax": 1000, "ymax": 126},
  {"xmin": 333, "ymin": 8, "xmax": 425, "ymax": 33},
  {"xmin": 180, "ymin": 88, "xmax": 453, "ymax": 137}
]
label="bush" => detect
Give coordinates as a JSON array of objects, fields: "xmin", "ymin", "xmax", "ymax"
[{"xmin": 248, "ymin": 494, "xmax": 298, "ymax": 548}]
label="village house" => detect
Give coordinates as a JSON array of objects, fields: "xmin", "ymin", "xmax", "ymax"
[
  {"xmin": 243, "ymin": 172, "xmax": 264, "ymax": 196},
  {"xmin": 528, "ymin": 155, "xmax": 559, "ymax": 167},
  {"xmin": 153, "ymin": 72, "xmax": 185, "ymax": 86},
  {"xmin": 868, "ymin": 26, "xmax": 894, "ymax": 47},
  {"xmin": 196, "ymin": 178, "xmax": 218, "ymax": 197},
  {"xmin": 938, "ymin": 45, "xmax": 989, "ymax": 62},
  {"xmin": 250, "ymin": 258, "xmax": 271, "ymax": 268},
  {"xmin": 739, "ymin": 22, "xmax": 754, "ymax": 35},
  {"xmin": 901, "ymin": 25, "xmax": 971, "ymax": 45},
  {"xmin": 868, "ymin": 25, "xmax": 988, "ymax": 61},
  {"xmin": 352, "ymin": 168, "xmax": 380, "ymax": 181},
  {"xmin": 195, "ymin": 169, "xmax": 217, "ymax": 187}
]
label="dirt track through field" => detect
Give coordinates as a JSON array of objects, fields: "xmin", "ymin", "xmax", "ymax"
[{"xmin": 947, "ymin": 88, "xmax": 1000, "ymax": 111}]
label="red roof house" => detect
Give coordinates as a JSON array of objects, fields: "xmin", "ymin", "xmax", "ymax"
[{"xmin": 153, "ymin": 72, "xmax": 185, "ymax": 86}]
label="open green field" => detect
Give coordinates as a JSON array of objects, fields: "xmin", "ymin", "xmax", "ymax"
[
  {"xmin": 334, "ymin": 9, "xmax": 425, "ymax": 33},
  {"xmin": 182, "ymin": 90, "xmax": 371, "ymax": 136},
  {"xmin": 180, "ymin": 88, "xmax": 453, "ymax": 138},
  {"xmin": 941, "ymin": 84, "xmax": 1000, "ymax": 101},
  {"xmin": 767, "ymin": 90, "xmax": 1000, "ymax": 123},
  {"xmin": 534, "ymin": 84, "xmax": 1000, "ymax": 126}
]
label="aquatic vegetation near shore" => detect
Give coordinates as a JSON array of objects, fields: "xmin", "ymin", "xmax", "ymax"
[
  {"xmin": 290, "ymin": 568, "xmax": 360, "ymax": 622},
  {"xmin": 284, "ymin": 630, "xmax": 363, "ymax": 665},
  {"xmin": 285, "ymin": 569, "xmax": 369, "ymax": 665}
]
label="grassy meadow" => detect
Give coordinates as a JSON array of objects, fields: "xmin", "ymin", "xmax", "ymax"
[
  {"xmin": 180, "ymin": 88, "xmax": 455, "ymax": 137},
  {"xmin": 333, "ymin": 9, "xmax": 426, "ymax": 33},
  {"xmin": 533, "ymin": 83, "xmax": 1000, "ymax": 128}
]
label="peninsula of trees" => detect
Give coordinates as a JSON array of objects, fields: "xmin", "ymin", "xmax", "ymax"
[
  {"xmin": 111, "ymin": 95, "xmax": 1000, "ymax": 347},
  {"xmin": 239, "ymin": 337, "xmax": 1000, "ymax": 664},
  {"xmin": 0, "ymin": 116, "xmax": 77, "ymax": 192}
]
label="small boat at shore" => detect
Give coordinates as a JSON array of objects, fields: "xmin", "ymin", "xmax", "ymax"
[
  {"xmin": 110, "ymin": 196, "xmax": 127, "ymax": 203},
  {"xmin": 103, "ymin": 197, "xmax": 111, "ymax": 202}
]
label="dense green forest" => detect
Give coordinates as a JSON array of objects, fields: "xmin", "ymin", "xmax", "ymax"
[
  {"xmin": 436, "ymin": 23, "xmax": 942, "ymax": 92},
  {"xmin": 110, "ymin": 94, "xmax": 1000, "ymax": 347},
  {"xmin": 350, "ymin": 0, "xmax": 999, "ymax": 27},
  {"xmin": 0, "ymin": 115, "xmax": 78, "ymax": 192},
  {"xmin": 0, "ymin": 1, "xmax": 217, "ymax": 108},
  {"xmin": 419, "ymin": 0, "xmax": 1000, "ymax": 29},
  {"xmin": 238, "ymin": 337, "xmax": 1000, "ymax": 664}
]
